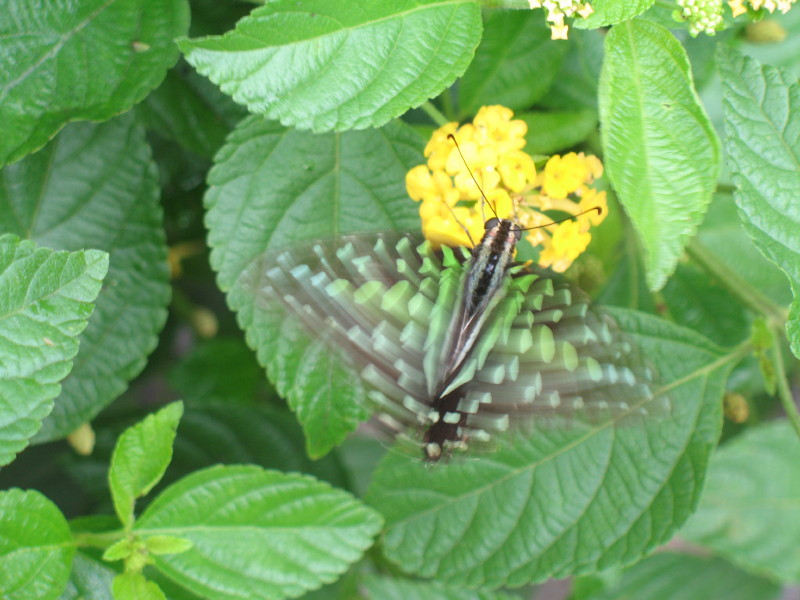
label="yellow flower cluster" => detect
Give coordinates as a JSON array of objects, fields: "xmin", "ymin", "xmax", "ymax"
[
  {"xmin": 729, "ymin": 0, "xmax": 796, "ymax": 16},
  {"xmin": 528, "ymin": 0, "xmax": 595, "ymax": 40},
  {"xmin": 406, "ymin": 106, "xmax": 607, "ymax": 273}
]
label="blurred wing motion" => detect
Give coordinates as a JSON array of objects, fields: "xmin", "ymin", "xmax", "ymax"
[{"xmin": 242, "ymin": 232, "xmax": 665, "ymax": 461}]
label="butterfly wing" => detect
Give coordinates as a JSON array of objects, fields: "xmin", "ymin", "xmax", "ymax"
[{"xmin": 243, "ymin": 234, "xmax": 662, "ymax": 456}]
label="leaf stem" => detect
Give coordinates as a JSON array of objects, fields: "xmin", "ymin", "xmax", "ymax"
[
  {"xmin": 686, "ymin": 238, "xmax": 788, "ymax": 327},
  {"xmin": 770, "ymin": 341, "xmax": 800, "ymax": 439},
  {"xmin": 420, "ymin": 101, "xmax": 450, "ymax": 128}
]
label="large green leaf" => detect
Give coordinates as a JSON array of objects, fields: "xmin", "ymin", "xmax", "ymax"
[
  {"xmin": 519, "ymin": 109, "xmax": 598, "ymax": 156},
  {"xmin": 0, "ymin": 488, "xmax": 74, "ymax": 600},
  {"xmin": 206, "ymin": 116, "xmax": 421, "ymax": 457},
  {"xmin": 136, "ymin": 465, "xmax": 383, "ymax": 600},
  {"xmin": 539, "ymin": 29, "xmax": 604, "ymax": 111},
  {"xmin": 662, "ymin": 264, "xmax": 750, "ymax": 347},
  {"xmin": 579, "ymin": 553, "xmax": 781, "ymax": 600},
  {"xmin": 0, "ymin": 114, "xmax": 171, "ymax": 442},
  {"xmin": 599, "ymin": 20, "xmax": 720, "ymax": 291},
  {"xmin": 59, "ymin": 552, "xmax": 116, "ymax": 600},
  {"xmin": 362, "ymin": 574, "xmax": 518, "ymax": 600},
  {"xmin": 109, "ymin": 402, "xmax": 183, "ymax": 529},
  {"xmin": 168, "ymin": 403, "xmax": 350, "ymax": 491},
  {"xmin": 0, "ymin": 235, "xmax": 107, "ymax": 466},
  {"xmin": 681, "ymin": 421, "xmax": 800, "ymax": 582},
  {"xmin": 179, "ymin": 0, "xmax": 481, "ymax": 132},
  {"xmin": 717, "ymin": 48, "xmax": 800, "ymax": 358},
  {"xmin": 458, "ymin": 9, "xmax": 566, "ymax": 117},
  {"xmin": 367, "ymin": 311, "xmax": 731, "ymax": 587},
  {"xmin": 137, "ymin": 68, "xmax": 244, "ymax": 160},
  {"xmin": 0, "ymin": 0, "xmax": 189, "ymax": 166}
]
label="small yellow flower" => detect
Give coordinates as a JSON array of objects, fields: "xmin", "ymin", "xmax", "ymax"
[
  {"xmin": 542, "ymin": 153, "xmax": 588, "ymax": 199},
  {"xmin": 498, "ymin": 150, "xmax": 537, "ymax": 193},
  {"xmin": 728, "ymin": 0, "xmax": 748, "ymax": 16},
  {"xmin": 538, "ymin": 220, "xmax": 592, "ymax": 273}
]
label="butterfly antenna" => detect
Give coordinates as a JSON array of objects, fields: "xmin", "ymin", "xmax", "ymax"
[
  {"xmin": 447, "ymin": 134, "xmax": 499, "ymax": 221},
  {"xmin": 515, "ymin": 206, "xmax": 602, "ymax": 232}
]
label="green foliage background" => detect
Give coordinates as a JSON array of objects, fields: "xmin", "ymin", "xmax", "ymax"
[{"xmin": 0, "ymin": 1, "xmax": 799, "ymax": 599}]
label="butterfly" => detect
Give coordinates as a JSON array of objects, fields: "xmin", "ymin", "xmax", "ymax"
[{"xmin": 242, "ymin": 208, "xmax": 661, "ymax": 462}]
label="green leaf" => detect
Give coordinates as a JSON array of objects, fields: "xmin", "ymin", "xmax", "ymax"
[
  {"xmin": 362, "ymin": 574, "xmax": 518, "ymax": 600},
  {"xmin": 0, "ymin": 488, "xmax": 74, "ymax": 600},
  {"xmin": 597, "ymin": 248, "xmax": 658, "ymax": 314},
  {"xmin": 574, "ymin": 0, "xmax": 656, "ymax": 29},
  {"xmin": 0, "ymin": 114, "xmax": 171, "ymax": 442},
  {"xmin": 0, "ymin": 0, "xmax": 189, "ymax": 166},
  {"xmin": 519, "ymin": 109, "xmax": 598, "ymax": 156},
  {"xmin": 662, "ymin": 264, "xmax": 751, "ymax": 347},
  {"xmin": 60, "ymin": 552, "xmax": 116, "ymax": 600},
  {"xmin": 681, "ymin": 421, "xmax": 800, "ymax": 582},
  {"xmin": 137, "ymin": 68, "xmax": 245, "ymax": 160},
  {"xmin": 458, "ymin": 9, "xmax": 566, "ymax": 117},
  {"xmin": 179, "ymin": 0, "xmax": 482, "ymax": 132},
  {"xmin": 581, "ymin": 553, "xmax": 781, "ymax": 600},
  {"xmin": 112, "ymin": 573, "xmax": 166, "ymax": 600},
  {"xmin": 143, "ymin": 535, "xmax": 193, "ymax": 556},
  {"xmin": 697, "ymin": 196, "xmax": 792, "ymax": 307},
  {"xmin": 135, "ymin": 465, "xmax": 383, "ymax": 600},
  {"xmin": 717, "ymin": 47, "xmax": 800, "ymax": 359},
  {"xmin": 539, "ymin": 29, "xmax": 604, "ymax": 111},
  {"xmin": 170, "ymin": 404, "xmax": 350, "ymax": 491},
  {"xmin": 367, "ymin": 311, "xmax": 731, "ymax": 587},
  {"xmin": 103, "ymin": 539, "xmax": 135, "ymax": 562},
  {"xmin": 599, "ymin": 20, "xmax": 720, "ymax": 291},
  {"xmin": 167, "ymin": 338, "xmax": 267, "ymax": 406},
  {"xmin": 109, "ymin": 402, "xmax": 184, "ymax": 528},
  {"xmin": 0, "ymin": 235, "xmax": 107, "ymax": 466},
  {"xmin": 206, "ymin": 116, "xmax": 420, "ymax": 457}
]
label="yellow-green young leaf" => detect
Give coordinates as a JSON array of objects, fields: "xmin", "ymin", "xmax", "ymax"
[
  {"xmin": 0, "ymin": 235, "xmax": 108, "ymax": 466},
  {"xmin": 109, "ymin": 402, "xmax": 184, "ymax": 529},
  {"xmin": 103, "ymin": 539, "xmax": 135, "ymax": 562},
  {"xmin": 458, "ymin": 10, "xmax": 566, "ymax": 117},
  {"xmin": 0, "ymin": 0, "xmax": 189, "ymax": 166},
  {"xmin": 206, "ymin": 117, "xmax": 421, "ymax": 457},
  {"xmin": 599, "ymin": 20, "xmax": 720, "ymax": 291},
  {"xmin": 367, "ymin": 311, "xmax": 732, "ymax": 587},
  {"xmin": 112, "ymin": 573, "xmax": 166, "ymax": 600},
  {"xmin": 135, "ymin": 466, "xmax": 383, "ymax": 600},
  {"xmin": 0, "ymin": 489, "xmax": 74, "ymax": 600},
  {"xmin": 179, "ymin": 0, "xmax": 481, "ymax": 132},
  {"xmin": 717, "ymin": 48, "xmax": 800, "ymax": 360},
  {"xmin": 578, "ymin": 553, "xmax": 781, "ymax": 600},
  {"xmin": 0, "ymin": 115, "xmax": 171, "ymax": 443},
  {"xmin": 681, "ymin": 421, "xmax": 800, "ymax": 583},
  {"xmin": 143, "ymin": 535, "xmax": 193, "ymax": 556}
]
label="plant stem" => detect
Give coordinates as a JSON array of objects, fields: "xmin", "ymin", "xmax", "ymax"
[
  {"xmin": 686, "ymin": 238, "xmax": 788, "ymax": 327},
  {"xmin": 420, "ymin": 101, "xmax": 450, "ymax": 128},
  {"xmin": 74, "ymin": 529, "xmax": 125, "ymax": 549},
  {"xmin": 771, "ymin": 341, "xmax": 800, "ymax": 439}
]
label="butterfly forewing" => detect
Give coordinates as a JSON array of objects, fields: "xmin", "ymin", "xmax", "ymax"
[{"xmin": 244, "ymin": 231, "xmax": 664, "ymax": 460}]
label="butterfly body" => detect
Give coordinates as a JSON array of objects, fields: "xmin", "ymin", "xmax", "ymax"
[{"xmin": 247, "ymin": 223, "xmax": 658, "ymax": 462}]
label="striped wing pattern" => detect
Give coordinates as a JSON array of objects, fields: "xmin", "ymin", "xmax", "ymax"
[{"xmin": 243, "ymin": 233, "xmax": 659, "ymax": 456}]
